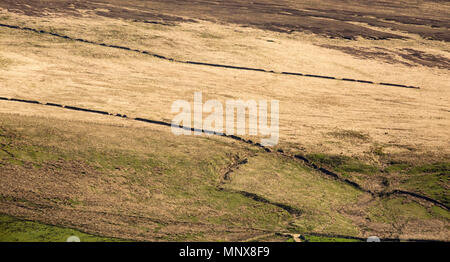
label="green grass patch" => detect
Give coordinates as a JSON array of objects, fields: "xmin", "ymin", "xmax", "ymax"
[
  {"xmin": 0, "ymin": 142, "xmax": 62, "ymax": 167},
  {"xmin": 83, "ymin": 148, "xmax": 164, "ymax": 172},
  {"xmin": 306, "ymin": 153, "xmax": 378, "ymax": 174},
  {"xmin": 0, "ymin": 214, "xmax": 124, "ymax": 242},
  {"xmin": 302, "ymin": 235, "xmax": 362, "ymax": 242},
  {"xmin": 368, "ymin": 198, "xmax": 434, "ymax": 224},
  {"xmin": 409, "ymin": 162, "xmax": 450, "ymax": 174},
  {"xmin": 401, "ymin": 172, "xmax": 449, "ymax": 206},
  {"xmin": 430, "ymin": 206, "xmax": 450, "ymax": 220},
  {"xmin": 384, "ymin": 162, "xmax": 449, "ymax": 175},
  {"xmin": 383, "ymin": 161, "xmax": 449, "ymax": 205},
  {"xmin": 384, "ymin": 163, "xmax": 411, "ymax": 174}
]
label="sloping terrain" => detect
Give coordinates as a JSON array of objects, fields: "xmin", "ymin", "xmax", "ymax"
[
  {"xmin": 0, "ymin": 108, "xmax": 448, "ymax": 241},
  {"xmin": 1, "ymin": 0, "xmax": 449, "ymax": 40},
  {"xmin": 0, "ymin": 1, "xmax": 448, "ymax": 241}
]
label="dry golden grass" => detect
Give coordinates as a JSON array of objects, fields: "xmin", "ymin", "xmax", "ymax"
[{"xmin": 0, "ymin": 11, "xmax": 448, "ymax": 163}]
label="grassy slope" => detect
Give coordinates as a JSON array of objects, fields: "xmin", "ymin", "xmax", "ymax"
[
  {"xmin": 0, "ymin": 214, "xmax": 123, "ymax": 242},
  {"xmin": 223, "ymin": 154, "xmax": 362, "ymax": 236},
  {"xmin": 306, "ymin": 153, "xmax": 450, "ymax": 206},
  {"xmin": 0, "ymin": 12, "xmax": 448, "ymax": 206},
  {"xmin": 0, "ymin": 113, "xmax": 291, "ymax": 241},
  {"xmin": 0, "ymin": 111, "xmax": 448, "ymax": 241}
]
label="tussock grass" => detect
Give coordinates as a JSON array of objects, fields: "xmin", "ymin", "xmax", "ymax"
[
  {"xmin": 0, "ymin": 56, "xmax": 12, "ymax": 68},
  {"xmin": 306, "ymin": 153, "xmax": 378, "ymax": 175},
  {"xmin": 328, "ymin": 129, "xmax": 370, "ymax": 142}
]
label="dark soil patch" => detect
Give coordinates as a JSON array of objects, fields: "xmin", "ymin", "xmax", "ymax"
[
  {"xmin": 397, "ymin": 48, "xmax": 450, "ymax": 70},
  {"xmin": 320, "ymin": 45, "xmax": 413, "ymax": 66},
  {"xmin": 1, "ymin": 0, "xmax": 449, "ymax": 41},
  {"xmin": 321, "ymin": 45, "xmax": 450, "ymax": 69}
]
